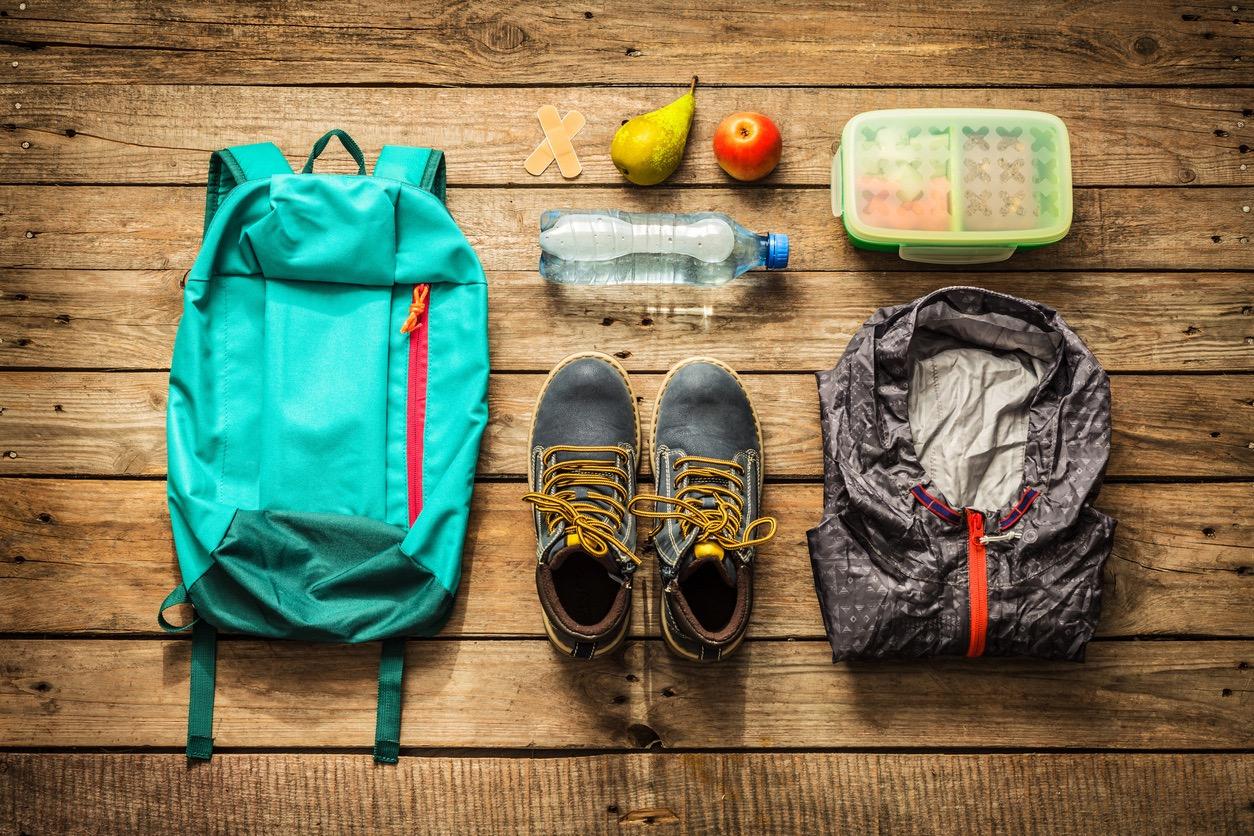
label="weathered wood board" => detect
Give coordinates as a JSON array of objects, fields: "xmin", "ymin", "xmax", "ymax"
[
  {"xmin": 3, "ymin": 753, "xmax": 1251, "ymax": 835},
  {"xmin": 3, "ymin": 186, "xmax": 1252, "ymax": 272},
  {"xmin": 3, "ymin": 270, "xmax": 1251, "ymax": 372},
  {"xmin": 1, "ymin": 85, "xmax": 1250, "ymax": 187},
  {"xmin": 1, "ymin": 639, "xmax": 1250, "ymax": 749},
  {"xmin": 2, "ymin": 1, "xmax": 1249, "ymax": 86},
  {"xmin": 1, "ymin": 372, "xmax": 1250, "ymax": 478},
  {"xmin": 0, "ymin": 480, "xmax": 1248, "ymax": 638}
]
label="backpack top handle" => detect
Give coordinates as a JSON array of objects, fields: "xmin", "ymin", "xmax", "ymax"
[{"xmin": 302, "ymin": 128, "xmax": 368, "ymax": 175}]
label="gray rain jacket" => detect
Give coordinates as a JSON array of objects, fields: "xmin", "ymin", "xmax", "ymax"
[{"xmin": 807, "ymin": 286, "xmax": 1114, "ymax": 661}]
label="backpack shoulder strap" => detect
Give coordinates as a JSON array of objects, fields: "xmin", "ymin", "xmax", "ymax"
[
  {"xmin": 205, "ymin": 141, "xmax": 293, "ymax": 230},
  {"xmin": 373, "ymin": 145, "xmax": 446, "ymax": 204}
]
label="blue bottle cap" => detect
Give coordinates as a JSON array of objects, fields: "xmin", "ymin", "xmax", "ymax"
[{"xmin": 766, "ymin": 233, "xmax": 790, "ymax": 269}]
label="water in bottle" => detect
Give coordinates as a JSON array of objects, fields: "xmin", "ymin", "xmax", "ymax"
[{"xmin": 538, "ymin": 209, "xmax": 789, "ymax": 286}]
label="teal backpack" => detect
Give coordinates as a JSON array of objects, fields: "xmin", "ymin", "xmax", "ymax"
[{"xmin": 158, "ymin": 130, "xmax": 489, "ymax": 763}]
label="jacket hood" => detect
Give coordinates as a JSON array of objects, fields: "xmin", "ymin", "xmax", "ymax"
[{"xmin": 823, "ymin": 285, "xmax": 1108, "ymax": 541}]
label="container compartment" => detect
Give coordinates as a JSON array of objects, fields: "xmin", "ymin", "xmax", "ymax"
[
  {"xmin": 957, "ymin": 117, "xmax": 1064, "ymax": 233},
  {"xmin": 852, "ymin": 121, "xmax": 952, "ymax": 231}
]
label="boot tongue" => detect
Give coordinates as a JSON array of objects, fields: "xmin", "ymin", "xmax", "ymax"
[
  {"xmin": 544, "ymin": 537, "xmax": 622, "ymax": 576},
  {"xmin": 675, "ymin": 496, "xmax": 738, "ymax": 586},
  {"xmin": 539, "ymin": 447, "xmax": 629, "ymax": 572}
]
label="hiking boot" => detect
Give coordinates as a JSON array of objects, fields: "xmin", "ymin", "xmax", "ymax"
[
  {"xmin": 631, "ymin": 358, "xmax": 776, "ymax": 662},
  {"xmin": 522, "ymin": 352, "xmax": 641, "ymax": 659}
]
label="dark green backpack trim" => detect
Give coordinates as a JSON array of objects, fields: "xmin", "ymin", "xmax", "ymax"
[
  {"xmin": 191, "ymin": 509, "xmax": 452, "ymax": 642},
  {"xmin": 186, "ymin": 620, "xmax": 218, "ymax": 760},
  {"xmin": 157, "ymin": 584, "xmax": 218, "ymax": 760},
  {"xmin": 158, "ymin": 580, "xmax": 421, "ymax": 763},
  {"xmin": 157, "ymin": 583, "xmax": 197, "ymax": 632},
  {"xmin": 303, "ymin": 128, "xmax": 367, "ymax": 175},
  {"xmin": 157, "ymin": 506, "xmax": 457, "ymax": 762},
  {"xmin": 375, "ymin": 145, "xmax": 446, "ymax": 203},
  {"xmin": 373, "ymin": 638, "xmax": 406, "ymax": 764},
  {"xmin": 204, "ymin": 141, "xmax": 292, "ymax": 232}
]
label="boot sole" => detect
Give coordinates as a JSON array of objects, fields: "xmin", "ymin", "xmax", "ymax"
[
  {"xmin": 660, "ymin": 599, "xmax": 748, "ymax": 662},
  {"xmin": 540, "ymin": 604, "xmax": 632, "ymax": 660}
]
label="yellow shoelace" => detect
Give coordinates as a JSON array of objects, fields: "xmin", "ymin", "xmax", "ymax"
[
  {"xmin": 630, "ymin": 455, "xmax": 777, "ymax": 557},
  {"xmin": 521, "ymin": 444, "xmax": 641, "ymax": 565}
]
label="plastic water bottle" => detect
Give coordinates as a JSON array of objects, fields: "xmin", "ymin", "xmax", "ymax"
[{"xmin": 538, "ymin": 209, "xmax": 789, "ymax": 286}]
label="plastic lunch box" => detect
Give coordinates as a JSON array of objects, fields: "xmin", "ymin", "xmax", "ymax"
[{"xmin": 831, "ymin": 108, "xmax": 1072, "ymax": 264}]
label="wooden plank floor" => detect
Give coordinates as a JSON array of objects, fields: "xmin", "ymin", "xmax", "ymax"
[{"xmin": 0, "ymin": 2, "xmax": 1251, "ymax": 833}]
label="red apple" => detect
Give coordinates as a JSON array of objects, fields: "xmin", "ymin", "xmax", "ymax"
[{"xmin": 712, "ymin": 112, "xmax": 782, "ymax": 181}]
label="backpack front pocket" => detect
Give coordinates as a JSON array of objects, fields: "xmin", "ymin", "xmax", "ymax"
[{"xmin": 190, "ymin": 506, "xmax": 453, "ymax": 642}]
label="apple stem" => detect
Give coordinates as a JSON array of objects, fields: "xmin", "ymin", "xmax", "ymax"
[{"xmin": 689, "ymin": 76, "xmax": 698, "ymax": 96}]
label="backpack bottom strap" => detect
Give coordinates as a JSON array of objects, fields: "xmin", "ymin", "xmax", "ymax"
[
  {"xmin": 373, "ymin": 637, "xmax": 406, "ymax": 764},
  {"xmin": 187, "ymin": 620, "xmax": 218, "ymax": 760},
  {"xmin": 167, "ymin": 587, "xmax": 407, "ymax": 763}
]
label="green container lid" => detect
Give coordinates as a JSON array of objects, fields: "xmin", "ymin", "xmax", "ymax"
[{"xmin": 831, "ymin": 108, "xmax": 1072, "ymax": 264}]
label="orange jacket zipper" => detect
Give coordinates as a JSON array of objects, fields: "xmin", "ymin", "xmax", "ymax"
[{"xmin": 965, "ymin": 509, "xmax": 988, "ymax": 657}]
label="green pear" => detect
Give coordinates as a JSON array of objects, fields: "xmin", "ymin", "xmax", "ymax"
[{"xmin": 611, "ymin": 77, "xmax": 696, "ymax": 186}]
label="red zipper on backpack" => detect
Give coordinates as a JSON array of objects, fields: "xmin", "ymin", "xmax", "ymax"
[
  {"xmin": 401, "ymin": 284, "xmax": 430, "ymax": 525},
  {"xmin": 965, "ymin": 509, "xmax": 988, "ymax": 657}
]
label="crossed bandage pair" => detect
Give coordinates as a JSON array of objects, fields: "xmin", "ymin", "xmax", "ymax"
[{"xmin": 524, "ymin": 105, "xmax": 585, "ymax": 179}]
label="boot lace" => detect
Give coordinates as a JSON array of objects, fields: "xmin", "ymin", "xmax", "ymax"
[
  {"xmin": 630, "ymin": 455, "xmax": 777, "ymax": 553},
  {"xmin": 521, "ymin": 444, "xmax": 640, "ymax": 566}
]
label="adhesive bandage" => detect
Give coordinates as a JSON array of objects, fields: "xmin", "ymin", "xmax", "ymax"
[{"xmin": 527, "ymin": 105, "xmax": 585, "ymax": 179}]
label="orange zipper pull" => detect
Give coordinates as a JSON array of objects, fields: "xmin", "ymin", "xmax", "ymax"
[{"xmin": 400, "ymin": 284, "xmax": 430, "ymax": 335}]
